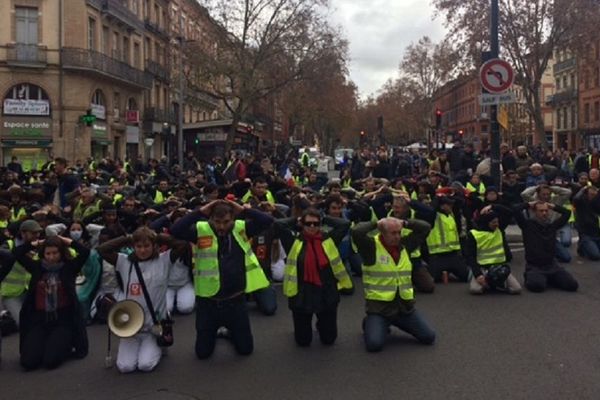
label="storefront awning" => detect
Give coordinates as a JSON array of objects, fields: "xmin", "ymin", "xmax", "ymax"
[{"xmin": 2, "ymin": 139, "xmax": 52, "ymax": 147}]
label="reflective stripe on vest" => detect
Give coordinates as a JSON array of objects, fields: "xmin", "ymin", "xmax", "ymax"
[
  {"xmin": 466, "ymin": 182, "xmax": 486, "ymax": 199},
  {"xmin": 242, "ymin": 190, "xmax": 275, "ymax": 204},
  {"xmin": 362, "ymin": 234, "xmax": 413, "ymax": 301},
  {"xmin": 74, "ymin": 199, "xmax": 102, "ymax": 220},
  {"xmin": 426, "ymin": 212, "xmax": 460, "ymax": 254},
  {"xmin": 113, "ymin": 193, "xmax": 124, "ymax": 205},
  {"xmin": 565, "ymin": 203, "xmax": 575, "ymax": 224},
  {"xmin": 10, "ymin": 207, "xmax": 26, "ymax": 223},
  {"xmin": 0, "ymin": 240, "xmax": 30, "ymax": 297},
  {"xmin": 283, "ymin": 238, "xmax": 352, "ymax": 297},
  {"xmin": 470, "ymin": 229, "xmax": 506, "ymax": 266},
  {"xmin": 194, "ymin": 220, "xmax": 268, "ymax": 297}
]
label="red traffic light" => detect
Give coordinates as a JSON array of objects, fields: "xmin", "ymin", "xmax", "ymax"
[
  {"xmin": 360, "ymin": 131, "xmax": 365, "ymax": 136},
  {"xmin": 459, "ymin": 129, "xmax": 464, "ymax": 136},
  {"xmin": 436, "ymin": 108, "xmax": 442, "ymax": 116}
]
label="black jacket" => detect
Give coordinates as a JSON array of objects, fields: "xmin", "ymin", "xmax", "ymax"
[
  {"xmin": 573, "ymin": 188, "xmax": 600, "ymax": 237},
  {"xmin": 12, "ymin": 241, "xmax": 90, "ymax": 358},
  {"xmin": 514, "ymin": 204, "xmax": 569, "ymax": 267}
]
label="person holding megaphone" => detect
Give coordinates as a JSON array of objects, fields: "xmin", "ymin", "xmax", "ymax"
[{"xmin": 97, "ymin": 227, "xmax": 188, "ymax": 373}]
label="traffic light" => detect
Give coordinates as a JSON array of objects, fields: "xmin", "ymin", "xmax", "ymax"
[
  {"xmin": 360, "ymin": 130, "xmax": 365, "ymax": 137},
  {"xmin": 435, "ymin": 108, "xmax": 442, "ymax": 129},
  {"xmin": 80, "ymin": 109, "xmax": 96, "ymax": 127},
  {"xmin": 459, "ymin": 129, "xmax": 464, "ymax": 137}
]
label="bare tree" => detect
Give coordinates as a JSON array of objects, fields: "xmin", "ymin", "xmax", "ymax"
[
  {"xmin": 432, "ymin": 0, "xmax": 597, "ymax": 148},
  {"xmin": 187, "ymin": 0, "xmax": 345, "ymax": 154}
]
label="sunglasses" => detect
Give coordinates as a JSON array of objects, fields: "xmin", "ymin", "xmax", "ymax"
[{"xmin": 304, "ymin": 221, "xmax": 321, "ymax": 227}]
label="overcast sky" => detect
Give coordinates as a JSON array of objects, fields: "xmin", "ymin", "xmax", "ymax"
[{"xmin": 328, "ymin": 0, "xmax": 446, "ymax": 100}]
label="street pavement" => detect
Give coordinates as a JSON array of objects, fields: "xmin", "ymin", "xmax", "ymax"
[{"xmin": 2, "ymin": 246, "xmax": 600, "ymax": 400}]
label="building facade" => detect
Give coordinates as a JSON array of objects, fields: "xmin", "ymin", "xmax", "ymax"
[
  {"xmin": 549, "ymin": 48, "xmax": 579, "ymax": 150},
  {"xmin": 579, "ymin": 40, "xmax": 600, "ymax": 150}
]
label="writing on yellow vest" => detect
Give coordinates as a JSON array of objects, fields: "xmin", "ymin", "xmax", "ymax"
[
  {"xmin": 362, "ymin": 234, "xmax": 413, "ymax": 301},
  {"xmin": 194, "ymin": 220, "xmax": 268, "ymax": 297},
  {"xmin": 283, "ymin": 238, "xmax": 352, "ymax": 297}
]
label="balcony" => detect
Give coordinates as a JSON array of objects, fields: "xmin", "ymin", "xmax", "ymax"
[
  {"xmin": 62, "ymin": 47, "xmax": 152, "ymax": 89},
  {"xmin": 144, "ymin": 19, "xmax": 169, "ymax": 40},
  {"xmin": 143, "ymin": 107, "xmax": 176, "ymax": 124},
  {"xmin": 553, "ymin": 58, "xmax": 576, "ymax": 74},
  {"xmin": 547, "ymin": 88, "xmax": 578, "ymax": 105},
  {"xmin": 93, "ymin": 0, "xmax": 144, "ymax": 32},
  {"xmin": 145, "ymin": 59, "xmax": 170, "ymax": 83},
  {"xmin": 6, "ymin": 44, "xmax": 47, "ymax": 67}
]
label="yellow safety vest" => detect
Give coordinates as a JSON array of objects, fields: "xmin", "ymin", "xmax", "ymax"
[
  {"xmin": 0, "ymin": 240, "xmax": 30, "ymax": 298},
  {"xmin": 194, "ymin": 220, "xmax": 268, "ymax": 297},
  {"xmin": 466, "ymin": 182, "xmax": 486, "ymax": 200},
  {"xmin": 283, "ymin": 238, "xmax": 352, "ymax": 297},
  {"xmin": 565, "ymin": 203, "xmax": 575, "ymax": 224},
  {"xmin": 153, "ymin": 190, "xmax": 165, "ymax": 205},
  {"xmin": 10, "ymin": 206, "xmax": 27, "ymax": 222},
  {"xmin": 426, "ymin": 212, "xmax": 461, "ymax": 254},
  {"xmin": 241, "ymin": 190, "xmax": 275, "ymax": 204},
  {"xmin": 112, "ymin": 193, "xmax": 124, "ymax": 205},
  {"xmin": 362, "ymin": 234, "xmax": 413, "ymax": 302},
  {"xmin": 470, "ymin": 229, "xmax": 506, "ymax": 266},
  {"xmin": 342, "ymin": 178, "xmax": 352, "ymax": 189},
  {"xmin": 74, "ymin": 199, "xmax": 102, "ymax": 221}
]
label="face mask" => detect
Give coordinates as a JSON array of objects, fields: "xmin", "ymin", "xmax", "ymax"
[{"xmin": 70, "ymin": 231, "xmax": 83, "ymax": 241}]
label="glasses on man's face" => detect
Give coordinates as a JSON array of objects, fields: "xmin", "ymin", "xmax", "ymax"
[{"xmin": 304, "ymin": 221, "xmax": 321, "ymax": 227}]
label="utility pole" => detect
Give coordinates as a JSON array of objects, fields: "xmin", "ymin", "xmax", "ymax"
[
  {"xmin": 490, "ymin": 0, "xmax": 501, "ymax": 189},
  {"xmin": 177, "ymin": 14, "xmax": 185, "ymax": 168}
]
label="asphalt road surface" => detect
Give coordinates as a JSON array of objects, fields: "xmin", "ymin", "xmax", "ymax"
[{"xmin": 2, "ymin": 248, "xmax": 600, "ymax": 400}]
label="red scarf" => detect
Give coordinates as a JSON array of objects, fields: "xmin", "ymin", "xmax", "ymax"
[
  {"xmin": 380, "ymin": 236, "xmax": 400, "ymax": 264},
  {"xmin": 302, "ymin": 232, "xmax": 329, "ymax": 286}
]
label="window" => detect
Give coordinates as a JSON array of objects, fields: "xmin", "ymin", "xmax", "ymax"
[
  {"xmin": 127, "ymin": 98, "xmax": 138, "ymax": 111},
  {"xmin": 88, "ymin": 18, "xmax": 96, "ymax": 50},
  {"xmin": 155, "ymin": 42, "xmax": 161, "ymax": 65},
  {"xmin": 596, "ymin": 68, "xmax": 600, "ymax": 88},
  {"xmin": 5, "ymin": 83, "xmax": 49, "ymax": 101},
  {"xmin": 555, "ymin": 78, "xmax": 561, "ymax": 91},
  {"xmin": 102, "ymin": 26, "xmax": 110, "ymax": 54},
  {"xmin": 563, "ymin": 76, "xmax": 568, "ymax": 90},
  {"xmin": 113, "ymin": 92, "xmax": 121, "ymax": 119},
  {"xmin": 571, "ymin": 105, "xmax": 577, "ymax": 128},
  {"xmin": 557, "ymin": 109, "xmax": 562, "ymax": 130},
  {"xmin": 122, "ymin": 36, "xmax": 130, "ymax": 63},
  {"xmin": 163, "ymin": 88, "xmax": 168, "ymax": 109},
  {"xmin": 570, "ymin": 73, "xmax": 575, "ymax": 89},
  {"xmin": 133, "ymin": 42, "xmax": 141, "ymax": 69},
  {"xmin": 563, "ymin": 108, "xmax": 568, "ymax": 129},
  {"xmin": 144, "ymin": 0, "xmax": 149, "ymax": 19},
  {"xmin": 92, "ymin": 89, "xmax": 106, "ymax": 106},
  {"xmin": 15, "ymin": 7, "xmax": 38, "ymax": 45},
  {"xmin": 585, "ymin": 103, "xmax": 590, "ymax": 123},
  {"xmin": 595, "ymin": 101, "xmax": 600, "ymax": 122},
  {"xmin": 131, "ymin": 0, "xmax": 138, "ymax": 16},
  {"xmin": 154, "ymin": 4, "xmax": 160, "ymax": 24},
  {"xmin": 112, "ymin": 32, "xmax": 120, "ymax": 59},
  {"xmin": 145, "ymin": 37, "xmax": 151, "ymax": 60},
  {"xmin": 154, "ymin": 84, "xmax": 160, "ymax": 107}
]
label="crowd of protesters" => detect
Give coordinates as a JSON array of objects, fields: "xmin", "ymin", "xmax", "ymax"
[{"xmin": 0, "ymin": 140, "xmax": 598, "ymax": 371}]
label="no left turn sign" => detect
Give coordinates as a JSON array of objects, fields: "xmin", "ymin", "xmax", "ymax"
[{"xmin": 480, "ymin": 59, "xmax": 514, "ymax": 94}]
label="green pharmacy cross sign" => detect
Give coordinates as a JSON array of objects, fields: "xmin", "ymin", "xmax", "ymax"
[{"xmin": 80, "ymin": 109, "xmax": 97, "ymax": 126}]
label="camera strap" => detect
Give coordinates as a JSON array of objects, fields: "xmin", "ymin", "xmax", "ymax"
[{"xmin": 130, "ymin": 260, "xmax": 159, "ymax": 325}]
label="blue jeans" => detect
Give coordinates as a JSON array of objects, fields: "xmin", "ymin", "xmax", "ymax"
[
  {"xmin": 579, "ymin": 234, "xmax": 600, "ymax": 261},
  {"xmin": 557, "ymin": 224, "xmax": 572, "ymax": 247},
  {"xmin": 363, "ymin": 310, "xmax": 436, "ymax": 352},
  {"xmin": 253, "ymin": 286, "xmax": 277, "ymax": 316},
  {"xmin": 555, "ymin": 240, "xmax": 572, "ymax": 263}
]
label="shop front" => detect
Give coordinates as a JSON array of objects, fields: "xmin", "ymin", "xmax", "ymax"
[
  {"xmin": 183, "ymin": 120, "xmax": 258, "ymax": 161},
  {"xmin": 1, "ymin": 116, "xmax": 53, "ymax": 171},
  {"xmin": 91, "ymin": 121, "xmax": 111, "ymax": 159}
]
